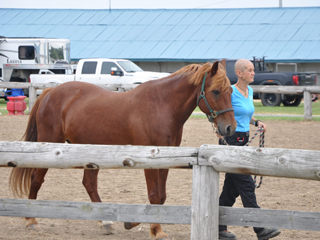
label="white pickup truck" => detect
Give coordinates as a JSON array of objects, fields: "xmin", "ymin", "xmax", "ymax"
[{"xmin": 30, "ymin": 58, "xmax": 170, "ymax": 88}]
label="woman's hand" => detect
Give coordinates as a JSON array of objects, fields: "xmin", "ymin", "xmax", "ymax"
[{"xmin": 257, "ymin": 121, "xmax": 267, "ymax": 132}]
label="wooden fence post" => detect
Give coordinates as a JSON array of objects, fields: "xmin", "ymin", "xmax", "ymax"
[
  {"xmin": 191, "ymin": 165, "xmax": 220, "ymax": 240},
  {"xmin": 303, "ymin": 90, "xmax": 312, "ymax": 120},
  {"xmin": 28, "ymin": 86, "xmax": 37, "ymax": 112}
]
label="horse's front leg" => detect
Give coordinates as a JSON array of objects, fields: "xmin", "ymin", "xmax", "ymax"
[
  {"xmin": 143, "ymin": 169, "xmax": 170, "ymax": 240},
  {"xmin": 82, "ymin": 169, "xmax": 114, "ymax": 234}
]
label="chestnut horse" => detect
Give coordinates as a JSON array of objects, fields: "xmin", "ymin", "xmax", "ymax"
[{"xmin": 9, "ymin": 60, "xmax": 236, "ymax": 240}]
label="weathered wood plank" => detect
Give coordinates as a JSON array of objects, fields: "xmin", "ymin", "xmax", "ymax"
[
  {"xmin": 198, "ymin": 145, "xmax": 320, "ymax": 181},
  {"xmin": 191, "ymin": 165, "xmax": 219, "ymax": 240},
  {"xmin": 0, "ymin": 82, "xmax": 138, "ymax": 92},
  {"xmin": 1, "ymin": 198, "xmax": 319, "ymax": 231},
  {"xmin": 250, "ymin": 85, "xmax": 320, "ymax": 94},
  {"xmin": 0, "ymin": 82, "xmax": 30, "ymax": 89},
  {"xmin": 220, "ymin": 206, "xmax": 320, "ymax": 231},
  {"xmin": 304, "ymin": 90, "xmax": 312, "ymax": 120},
  {"xmin": 191, "ymin": 165, "xmax": 201, "ymax": 238},
  {"xmin": 0, "ymin": 198, "xmax": 190, "ymax": 224},
  {"xmin": 0, "ymin": 141, "xmax": 197, "ymax": 169},
  {"xmin": 2, "ymin": 142, "xmax": 320, "ymax": 180},
  {"xmin": 28, "ymin": 86, "xmax": 36, "ymax": 111}
]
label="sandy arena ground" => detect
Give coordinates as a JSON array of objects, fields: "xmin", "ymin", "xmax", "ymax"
[{"xmin": 0, "ymin": 115, "xmax": 319, "ymax": 240}]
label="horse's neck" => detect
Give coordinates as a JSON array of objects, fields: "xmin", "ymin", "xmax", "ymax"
[{"xmin": 160, "ymin": 75, "xmax": 200, "ymax": 123}]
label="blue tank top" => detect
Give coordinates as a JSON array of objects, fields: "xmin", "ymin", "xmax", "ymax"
[{"xmin": 231, "ymin": 85, "xmax": 255, "ymax": 132}]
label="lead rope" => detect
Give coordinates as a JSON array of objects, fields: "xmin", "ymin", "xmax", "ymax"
[
  {"xmin": 213, "ymin": 124, "xmax": 265, "ymax": 188},
  {"xmin": 254, "ymin": 129, "xmax": 264, "ymax": 188}
]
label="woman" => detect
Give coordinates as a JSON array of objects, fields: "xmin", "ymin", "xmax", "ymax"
[{"xmin": 218, "ymin": 59, "xmax": 281, "ymax": 240}]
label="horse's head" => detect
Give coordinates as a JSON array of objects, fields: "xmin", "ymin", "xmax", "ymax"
[{"xmin": 196, "ymin": 59, "xmax": 237, "ymax": 136}]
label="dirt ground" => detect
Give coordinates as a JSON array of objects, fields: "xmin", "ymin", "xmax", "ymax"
[{"xmin": 0, "ymin": 115, "xmax": 319, "ymax": 240}]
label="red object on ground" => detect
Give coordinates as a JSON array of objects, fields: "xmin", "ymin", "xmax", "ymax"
[
  {"xmin": 15, "ymin": 96, "xmax": 27, "ymax": 115},
  {"xmin": 6, "ymin": 96, "xmax": 27, "ymax": 115},
  {"xmin": 6, "ymin": 97, "xmax": 16, "ymax": 115}
]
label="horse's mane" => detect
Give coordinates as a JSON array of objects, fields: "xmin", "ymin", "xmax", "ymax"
[{"xmin": 171, "ymin": 62, "xmax": 230, "ymax": 93}]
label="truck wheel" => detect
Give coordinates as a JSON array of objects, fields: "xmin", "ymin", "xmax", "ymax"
[
  {"xmin": 261, "ymin": 93, "xmax": 281, "ymax": 106},
  {"xmin": 282, "ymin": 96, "xmax": 302, "ymax": 107}
]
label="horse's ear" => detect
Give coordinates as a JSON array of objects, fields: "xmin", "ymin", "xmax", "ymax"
[
  {"xmin": 211, "ymin": 60, "xmax": 219, "ymax": 76},
  {"xmin": 220, "ymin": 59, "xmax": 226, "ymax": 69}
]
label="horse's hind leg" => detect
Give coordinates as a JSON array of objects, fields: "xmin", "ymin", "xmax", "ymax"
[
  {"xmin": 82, "ymin": 169, "xmax": 115, "ymax": 234},
  {"xmin": 25, "ymin": 168, "xmax": 48, "ymax": 228}
]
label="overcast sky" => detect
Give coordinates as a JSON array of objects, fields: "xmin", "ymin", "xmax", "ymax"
[{"xmin": 2, "ymin": 0, "xmax": 320, "ymax": 9}]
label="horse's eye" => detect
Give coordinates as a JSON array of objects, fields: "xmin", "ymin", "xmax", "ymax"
[{"xmin": 212, "ymin": 90, "xmax": 220, "ymax": 96}]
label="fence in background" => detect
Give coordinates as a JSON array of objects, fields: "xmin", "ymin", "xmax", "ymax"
[{"xmin": 0, "ymin": 83, "xmax": 320, "ymax": 119}]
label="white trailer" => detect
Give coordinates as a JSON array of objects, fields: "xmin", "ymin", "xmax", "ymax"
[{"xmin": 0, "ymin": 37, "xmax": 72, "ymax": 96}]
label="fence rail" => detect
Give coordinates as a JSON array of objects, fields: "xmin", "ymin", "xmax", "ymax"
[
  {"xmin": 0, "ymin": 141, "xmax": 320, "ymax": 239},
  {"xmin": 0, "ymin": 82, "xmax": 320, "ymax": 119},
  {"xmin": 1, "ymin": 199, "xmax": 319, "ymax": 232}
]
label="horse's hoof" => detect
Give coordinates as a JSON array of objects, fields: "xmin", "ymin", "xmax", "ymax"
[
  {"xmin": 25, "ymin": 217, "xmax": 38, "ymax": 229},
  {"xmin": 154, "ymin": 233, "xmax": 169, "ymax": 240},
  {"xmin": 124, "ymin": 222, "xmax": 132, "ymax": 230},
  {"xmin": 26, "ymin": 224, "xmax": 38, "ymax": 230},
  {"xmin": 101, "ymin": 225, "xmax": 115, "ymax": 235},
  {"xmin": 101, "ymin": 224, "xmax": 115, "ymax": 235},
  {"xmin": 124, "ymin": 222, "xmax": 140, "ymax": 230},
  {"xmin": 99, "ymin": 221, "xmax": 115, "ymax": 235}
]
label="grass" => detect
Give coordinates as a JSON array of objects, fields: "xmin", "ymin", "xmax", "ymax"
[
  {"xmin": 1, "ymin": 97, "xmax": 319, "ymax": 121},
  {"xmin": 254, "ymin": 101, "xmax": 320, "ymax": 116},
  {"xmin": 193, "ymin": 100, "xmax": 320, "ymax": 121}
]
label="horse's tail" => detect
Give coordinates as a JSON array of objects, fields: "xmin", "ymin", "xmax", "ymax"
[{"xmin": 9, "ymin": 88, "xmax": 53, "ymax": 198}]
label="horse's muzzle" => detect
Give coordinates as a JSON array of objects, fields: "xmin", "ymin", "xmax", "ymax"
[{"xmin": 218, "ymin": 123, "xmax": 236, "ymax": 137}]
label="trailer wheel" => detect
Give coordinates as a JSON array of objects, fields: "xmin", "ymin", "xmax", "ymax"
[{"xmin": 261, "ymin": 93, "xmax": 281, "ymax": 106}]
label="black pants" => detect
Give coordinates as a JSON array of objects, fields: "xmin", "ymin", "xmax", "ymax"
[{"xmin": 219, "ymin": 132, "xmax": 263, "ymax": 233}]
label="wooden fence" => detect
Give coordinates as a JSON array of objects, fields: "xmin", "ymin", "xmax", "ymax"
[
  {"xmin": 251, "ymin": 85, "xmax": 320, "ymax": 120},
  {"xmin": 0, "ymin": 141, "xmax": 320, "ymax": 239},
  {"xmin": 0, "ymin": 82, "xmax": 138, "ymax": 112},
  {"xmin": 1, "ymin": 82, "xmax": 320, "ymax": 120}
]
